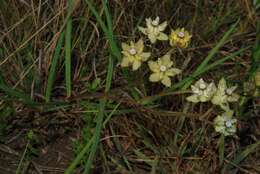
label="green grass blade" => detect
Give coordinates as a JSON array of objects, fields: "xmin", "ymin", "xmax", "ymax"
[
  {"xmin": 83, "ymin": 55, "xmax": 114, "ymax": 173},
  {"xmin": 84, "ymin": 0, "xmax": 121, "ymax": 60},
  {"xmin": 0, "ymin": 74, "xmax": 37, "ymax": 107},
  {"xmin": 198, "ymin": 47, "xmax": 249, "ymax": 75},
  {"xmin": 45, "ymin": 32, "xmax": 65, "ymax": 102},
  {"xmin": 226, "ymin": 141, "xmax": 260, "ymax": 171},
  {"xmin": 169, "ymin": 47, "xmax": 247, "ymax": 92},
  {"xmin": 16, "ymin": 142, "xmax": 29, "ymax": 174},
  {"xmin": 109, "ymin": 125, "xmax": 133, "ymax": 172},
  {"xmin": 65, "ymin": 2, "xmax": 120, "ymax": 173},
  {"xmin": 246, "ymin": 21, "xmax": 260, "ymax": 80},
  {"xmin": 105, "ymin": 55, "xmax": 113, "ymax": 92},
  {"xmin": 65, "ymin": 56, "xmax": 115, "ymax": 174},
  {"xmin": 64, "ymin": 138, "xmax": 93, "ymax": 174},
  {"xmin": 65, "ymin": 0, "xmax": 73, "ymax": 97},
  {"xmin": 65, "ymin": 101, "xmax": 120, "ymax": 174},
  {"xmin": 84, "ymin": 0, "xmax": 109, "ymax": 34},
  {"xmin": 103, "ymin": 102, "xmax": 121, "ymax": 126},
  {"xmin": 193, "ymin": 19, "xmax": 240, "ymax": 75},
  {"xmin": 101, "ymin": 0, "xmax": 113, "ymax": 32},
  {"xmin": 83, "ymin": 99, "xmax": 106, "ymax": 174},
  {"xmin": 100, "ymin": 0, "xmax": 121, "ymax": 59}
]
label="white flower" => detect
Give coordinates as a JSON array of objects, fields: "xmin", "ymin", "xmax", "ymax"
[
  {"xmin": 214, "ymin": 110, "xmax": 237, "ymax": 136},
  {"xmin": 138, "ymin": 16, "xmax": 168, "ymax": 44},
  {"xmin": 120, "ymin": 39, "xmax": 151, "ymax": 71},
  {"xmin": 148, "ymin": 54, "xmax": 181, "ymax": 87},
  {"xmin": 211, "ymin": 78, "xmax": 239, "ymax": 109},
  {"xmin": 186, "ymin": 78, "xmax": 216, "ymax": 103}
]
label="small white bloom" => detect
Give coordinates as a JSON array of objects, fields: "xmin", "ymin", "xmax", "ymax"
[
  {"xmin": 148, "ymin": 54, "xmax": 181, "ymax": 87},
  {"xmin": 138, "ymin": 16, "xmax": 168, "ymax": 44},
  {"xmin": 186, "ymin": 78, "xmax": 216, "ymax": 103},
  {"xmin": 214, "ymin": 110, "xmax": 237, "ymax": 136},
  {"xmin": 211, "ymin": 78, "xmax": 239, "ymax": 109},
  {"xmin": 120, "ymin": 39, "xmax": 151, "ymax": 71}
]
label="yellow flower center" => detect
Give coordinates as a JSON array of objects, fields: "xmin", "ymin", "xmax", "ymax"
[
  {"xmin": 178, "ymin": 31, "xmax": 185, "ymax": 38},
  {"xmin": 129, "ymin": 48, "xmax": 137, "ymax": 55},
  {"xmin": 160, "ymin": 65, "xmax": 167, "ymax": 72}
]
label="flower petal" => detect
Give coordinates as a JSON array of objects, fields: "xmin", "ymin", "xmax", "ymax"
[
  {"xmin": 141, "ymin": 52, "xmax": 151, "ymax": 61},
  {"xmin": 158, "ymin": 21, "xmax": 167, "ymax": 31},
  {"xmin": 157, "ymin": 32, "xmax": 168, "ymax": 41},
  {"xmin": 135, "ymin": 39, "xmax": 144, "ymax": 54},
  {"xmin": 121, "ymin": 43, "xmax": 130, "ymax": 51},
  {"xmin": 148, "ymin": 61, "xmax": 160, "ymax": 73},
  {"xmin": 199, "ymin": 95, "xmax": 209, "ymax": 102},
  {"xmin": 120, "ymin": 57, "xmax": 130, "ymax": 67},
  {"xmin": 145, "ymin": 18, "xmax": 152, "ymax": 26},
  {"xmin": 166, "ymin": 68, "xmax": 181, "ymax": 76},
  {"xmin": 132, "ymin": 60, "xmax": 141, "ymax": 71},
  {"xmin": 138, "ymin": 26, "xmax": 147, "ymax": 35},
  {"xmin": 148, "ymin": 34, "xmax": 157, "ymax": 43},
  {"xmin": 121, "ymin": 50, "xmax": 130, "ymax": 57},
  {"xmin": 186, "ymin": 95, "xmax": 199, "ymax": 103},
  {"xmin": 154, "ymin": 16, "xmax": 160, "ymax": 23},
  {"xmin": 195, "ymin": 78, "xmax": 206, "ymax": 88},
  {"xmin": 191, "ymin": 85, "xmax": 200, "ymax": 94},
  {"xmin": 161, "ymin": 76, "xmax": 171, "ymax": 87},
  {"xmin": 149, "ymin": 73, "xmax": 161, "ymax": 82},
  {"xmin": 228, "ymin": 94, "xmax": 239, "ymax": 102},
  {"xmin": 161, "ymin": 54, "xmax": 173, "ymax": 67},
  {"xmin": 218, "ymin": 78, "xmax": 227, "ymax": 91}
]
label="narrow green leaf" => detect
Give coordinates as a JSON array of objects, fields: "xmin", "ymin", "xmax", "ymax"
[
  {"xmin": 45, "ymin": 32, "xmax": 64, "ymax": 102},
  {"xmin": 84, "ymin": 0, "xmax": 121, "ymax": 60},
  {"xmin": 83, "ymin": 99, "xmax": 106, "ymax": 174},
  {"xmin": 65, "ymin": 0, "xmax": 73, "ymax": 97},
  {"xmin": 0, "ymin": 74, "xmax": 36, "ymax": 106},
  {"xmin": 227, "ymin": 141, "xmax": 260, "ymax": 170}
]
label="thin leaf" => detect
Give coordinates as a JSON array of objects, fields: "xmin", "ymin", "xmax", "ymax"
[
  {"xmin": 227, "ymin": 141, "xmax": 260, "ymax": 170},
  {"xmin": 45, "ymin": 32, "xmax": 65, "ymax": 102},
  {"xmin": 65, "ymin": 0, "xmax": 73, "ymax": 97}
]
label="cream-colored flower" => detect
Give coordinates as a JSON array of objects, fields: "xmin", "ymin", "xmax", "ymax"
[
  {"xmin": 186, "ymin": 78, "xmax": 216, "ymax": 103},
  {"xmin": 169, "ymin": 28, "xmax": 192, "ymax": 48},
  {"xmin": 138, "ymin": 16, "xmax": 168, "ymax": 44},
  {"xmin": 148, "ymin": 54, "xmax": 181, "ymax": 87},
  {"xmin": 214, "ymin": 110, "xmax": 237, "ymax": 136},
  {"xmin": 120, "ymin": 39, "xmax": 151, "ymax": 71},
  {"xmin": 211, "ymin": 78, "xmax": 239, "ymax": 109}
]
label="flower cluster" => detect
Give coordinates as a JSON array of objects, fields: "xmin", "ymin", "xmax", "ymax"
[
  {"xmin": 120, "ymin": 16, "xmax": 192, "ymax": 87},
  {"xmin": 119, "ymin": 16, "xmax": 241, "ymax": 137},
  {"xmin": 186, "ymin": 78, "xmax": 240, "ymax": 136}
]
